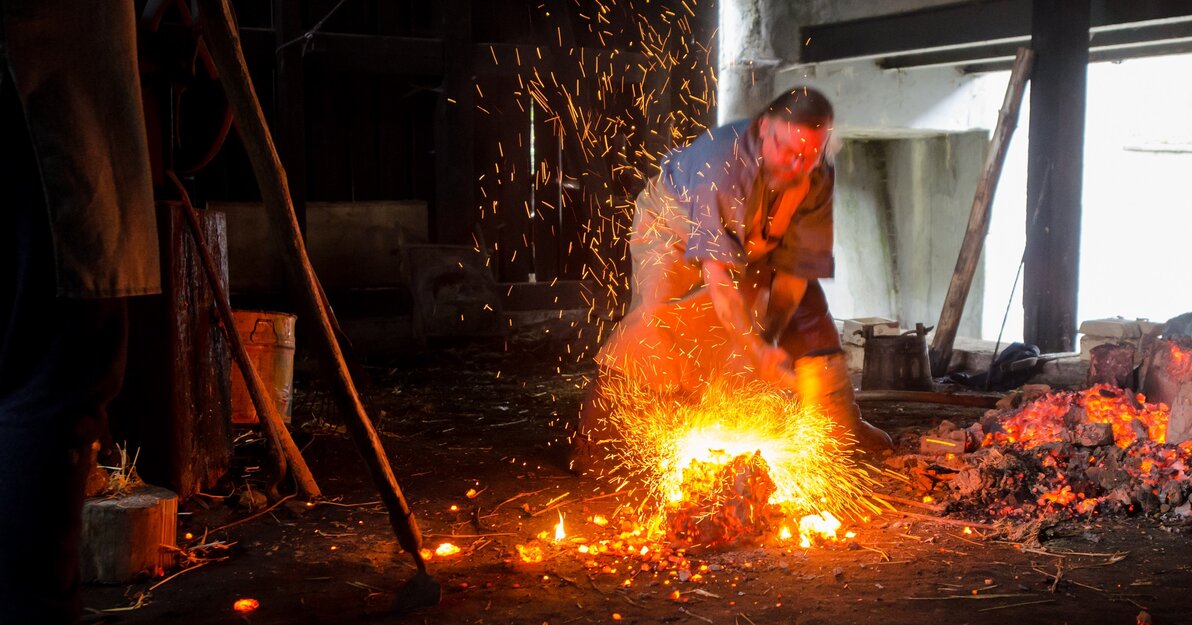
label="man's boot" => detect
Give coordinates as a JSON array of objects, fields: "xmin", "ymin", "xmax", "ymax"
[{"xmin": 792, "ymin": 352, "xmax": 893, "ymax": 452}]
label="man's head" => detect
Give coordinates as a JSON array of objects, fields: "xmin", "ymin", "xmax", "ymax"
[{"xmin": 757, "ymin": 87, "xmax": 834, "ymax": 188}]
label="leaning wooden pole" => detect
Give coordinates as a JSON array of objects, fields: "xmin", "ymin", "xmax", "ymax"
[
  {"xmin": 197, "ymin": 0, "xmax": 427, "ymax": 569},
  {"xmin": 929, "ymin": 48, "xmax": 1035, "ymax": 377},
  {"xmin": 175, "ymin": 194, "xmax": 318, "ymax": 499}
]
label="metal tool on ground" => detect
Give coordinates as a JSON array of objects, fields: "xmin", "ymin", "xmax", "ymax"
[{"xmin": 196, "ymin": 0, "xmax": 439, "ymax": 608}]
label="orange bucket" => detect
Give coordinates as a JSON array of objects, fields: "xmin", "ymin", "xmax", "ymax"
[{"xmin": 230, "ymin": 310, "xmax": 296, "ymax": 425}]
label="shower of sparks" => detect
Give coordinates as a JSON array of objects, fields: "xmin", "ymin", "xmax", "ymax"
[
  {"xmin": 474, "ymin": 0, "xmax": 718, "ymax": 369},
  {"xmin": 602, "ymin": 378, "xmax": 883, "ymax": 532}
]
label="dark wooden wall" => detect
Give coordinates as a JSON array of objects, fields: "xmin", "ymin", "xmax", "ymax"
[{"xmin": 189, "ymin": 0, "xmax": 717, "ymax": 291}]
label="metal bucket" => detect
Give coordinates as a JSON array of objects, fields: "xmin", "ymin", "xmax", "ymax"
[
  {"xmin": 230, "ymin": 310, "xmax": 296, "ymax": 425},
  {"xmin": 861, "ymin": 324, "xmax": 933, "ymax": 391}
]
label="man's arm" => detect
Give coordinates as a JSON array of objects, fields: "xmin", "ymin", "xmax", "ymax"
[
  {"xmin": 703, "ymin": 260, "xmax": 796, "ymax": 386},
  {"xmin": 760, "ymin": 271, "xmax": 808, "ymax": 345}
]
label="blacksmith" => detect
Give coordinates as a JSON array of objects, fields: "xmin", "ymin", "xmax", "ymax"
[{"xmin": 571, "ymin": 87, "xmax": 892, "ymax": 471}]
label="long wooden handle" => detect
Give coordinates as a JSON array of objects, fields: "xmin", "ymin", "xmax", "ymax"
[
  {"xmin": 196, "ymin": 0, "xmax": 427, "ymax": 568},
  {"xmin": 930, "ymin": 48, "xmax": 1035, "ymax": 377}
]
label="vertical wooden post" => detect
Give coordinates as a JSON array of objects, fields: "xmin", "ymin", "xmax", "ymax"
[
  {"xmin": 434, "ymin": 0, "xmax": 475, "ymax": 244},
  {"xmin": 273, "ymin": 0, "xmax": 308, "ymax": 235},
  {"xmin": 1024, "ymin": 0, "xmax": 1089, "ymax": 353}
]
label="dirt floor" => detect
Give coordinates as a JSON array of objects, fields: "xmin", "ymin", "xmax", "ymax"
[{"xmin": 82, "ymin": 337, "xmax": 1192, "ymax": 625}]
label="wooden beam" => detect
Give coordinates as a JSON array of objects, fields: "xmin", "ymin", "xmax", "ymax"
[
  {"xmin": 801, "ymin": 0, "xmax": 1192, "ymax": 64},
  {"xmin": 303, "ymin": 32, "xmax": 443, "ymax": 75},
  {"xmin": 881, "ymin": 17, "xmax": 1192, "ymax": 70},
  {"xmin": 964, "ymin": 36, "xmax": 1192, "ymax": 73},
  {"xmin": 1024, "ymin": 0, "xmax": 1089, "ymax": 353},
  {"xmin": 240, "ymin": 27, "xmax": 444, "ymax": 75},
  {"xmin": 801, "ymin": 0, "xmax": 1030, "ymax": 63}
]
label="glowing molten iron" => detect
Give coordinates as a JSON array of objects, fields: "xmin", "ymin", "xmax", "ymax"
[{"xmin": 606, "ymin": 380, "xmax": 878, "ymax": 546}]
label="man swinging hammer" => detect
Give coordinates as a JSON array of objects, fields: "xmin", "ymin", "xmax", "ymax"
[{"xmin": 571, "ymin": 87, "xmax": 893, "ymax": 472}]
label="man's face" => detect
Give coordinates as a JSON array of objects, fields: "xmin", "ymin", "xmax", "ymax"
[{"xmin": 759, "ymin": 117, "xmax": 831, "ymax": 189}]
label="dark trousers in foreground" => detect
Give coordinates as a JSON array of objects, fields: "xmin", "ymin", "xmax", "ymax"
[{"xmin": 0, "ymin": 74, "xmax": 128, "ymax": 625}]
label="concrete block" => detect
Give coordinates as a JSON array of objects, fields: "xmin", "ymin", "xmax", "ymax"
[
  {"xmin": 843, "ymin": 343, "xmax": 865, "ymax": 374},
  {"xmin": 1138, "ymin": 319, "xmax": 1165, "ymax": 337},
  {"xmin": 842, "ymin": 317, "xmax": 899, "ymax": 346},
  {"xmin": 1078, "ymin": 318, "xmax": 1142, "ymax": 340}
]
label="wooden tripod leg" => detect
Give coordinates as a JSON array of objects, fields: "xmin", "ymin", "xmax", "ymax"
[{"xmin": 197, "ymin": 0, "xmax": 427, "ymax": 569}]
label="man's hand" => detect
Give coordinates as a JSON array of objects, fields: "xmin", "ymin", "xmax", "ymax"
[
  {"xmin": 703, "ymin": 260, "xmax": 798, "ymax": 388},
  {"xmin": 747, "ymin": 338, "xmax": 798, "ymax": 389}
]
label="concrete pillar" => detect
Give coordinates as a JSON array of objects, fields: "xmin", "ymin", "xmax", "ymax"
[{"xmin": 718, "ymin": 0, "xmax": 782, "ymax": 124}]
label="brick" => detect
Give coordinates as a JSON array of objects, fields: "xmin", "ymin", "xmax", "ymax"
[
  {"xmin": 1078, "ymin": 318, "xmax": 1142, "ymax": 340},
  {"xmin": 1087, "ymin": 343, "xmax": 1136, "ymax": 388},
  {"xmin": 920, "ymin": 431, "xmax": 967, "ymax": 455},
  {"xmin": 1137, "ymin": 319, "xmax": 1165, "ymax": 337},
  {"xmin": 1081, "ymin": 335, "xmax": 1126, "ymax": 361}
]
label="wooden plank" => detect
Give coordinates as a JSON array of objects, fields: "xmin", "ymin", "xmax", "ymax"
[
  {"xmin": 108, "ymin": 204, "xmax": 233, "ymax": 500},
  {"xmin": 1024, "ymin": 0, "xmax": 1089, "ymax": 353},
  {"xmin": 929, "ymin": 48, "xmax": 1034, "ymax": 376}
]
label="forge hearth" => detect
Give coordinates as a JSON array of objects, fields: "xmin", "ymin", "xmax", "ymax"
[{"xmin": 899, "ymin": 344, "xmax": 1192, "ymax": 521}]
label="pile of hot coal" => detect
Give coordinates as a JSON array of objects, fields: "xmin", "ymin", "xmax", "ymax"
[
  {"xmin": 893, "ymin": 383, "xmax": 1192, "ymax": 520},
  {"xmin": 603, "ymin": 379, "xmax": 879, "ymax": 549},
  {"xmin": 666, "ymin": 451, "xmax": 779, "ymax": 546}
]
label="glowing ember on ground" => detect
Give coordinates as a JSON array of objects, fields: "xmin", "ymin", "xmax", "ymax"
[
  {"xmin": 232, "ymin": 598, "xmax": 259, "ymax": 613},
  {"xmin": 601, "ymin": 379, "xmax": 878, "ymax": 545},
  {"xmin": 797, "ymin": 512, "xmax": 842, "ymax": 548},
  {"xmin": 435, "ymin": 543, "xmax": 461, "ymax": 557},
  {"xmin": 516, "ymin": 543, "xmax": 545, "ymax": 564}
]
